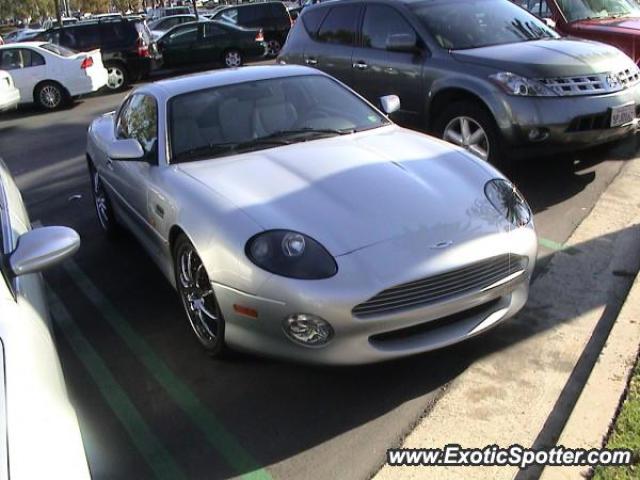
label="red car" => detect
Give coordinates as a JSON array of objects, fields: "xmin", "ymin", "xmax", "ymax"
[{"xmin": 516, "ymin": 0, "xmax": 640, "ymax": 64}]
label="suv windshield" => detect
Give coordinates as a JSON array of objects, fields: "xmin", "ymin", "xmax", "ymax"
[
  {"xmin": 556, "ymin": 0, "xmax": 640, "ymax": 22},
  {"xmin": 410, "ymin": 0, "xmax": 559, "ymax": 49},
  {"xmin": 169, "ymin": 75, "xmax": 390, "ymax": 163}
]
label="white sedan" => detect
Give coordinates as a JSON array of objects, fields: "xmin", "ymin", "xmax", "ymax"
[
  {"xmin": 0, "ymin": 42, "xmax": 108, "ymax": 110},
  {"xmin": 0, "ymin": 159, "xmax": 89, "ymax": 478},
  {"xmin": 0, "ymin": 70, "xmax": 20, "ymax": 111}
]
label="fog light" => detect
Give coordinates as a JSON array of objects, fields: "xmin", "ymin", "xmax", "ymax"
[
  {"xmin": 283, "ymin": 314, "xmax": 333, "ymax": 347},
  {"xmin": 528, "ymin": 128, "xmax": 549, "ymax": 142}
]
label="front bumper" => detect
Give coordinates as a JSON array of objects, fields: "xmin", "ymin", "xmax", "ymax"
[
  {"xmin": 496, "ymin": 85, "xmax": 640, "ymax": 155},
  {"xmin": 213, "ymin": 226, "xmax": 538, "ymax": 365}
]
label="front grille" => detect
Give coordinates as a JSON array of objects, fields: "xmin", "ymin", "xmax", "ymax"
[
  {"xmin": 567, "ymin": 112, "xmax": 610, "ymax": 132},
  {"xmin": 539, "ymin": 69, "xmax": 640, "ymax": 97},
  {"xmin": 352, "ymin": 254, "xmax": 527, "ymax": 318}
]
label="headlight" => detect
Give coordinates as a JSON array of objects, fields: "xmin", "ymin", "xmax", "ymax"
[
  {"xmin": 484, "ymin": 179, "xmax": 532, "ymax": 227},
  {"xmin": 246, "ymin": 230, "xmax": 338, "ymax": 279},
  {"xmin": 489, "ymin": 72, "xmax": 556, "ymax": 97}
]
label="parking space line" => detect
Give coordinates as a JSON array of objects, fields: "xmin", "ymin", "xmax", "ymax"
[
  {"xmin": 47, "ymin": 287, "xmax": 187, "ymax": 480},
  {"xmin": 539, "ymin": 237, "xmax": 567, "ymax": 251},
  {"xmin": 63, "ymin": 260, "xmax": 272, "ymax": 480}
]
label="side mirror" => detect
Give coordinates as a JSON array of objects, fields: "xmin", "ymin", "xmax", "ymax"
[
  {"xmin": 543, "ymin": 18, "xmax": 556, "ymax": 29},
  {"xmin": 379, "ymin": 95, "xmax": 400, "ymax": 115},
  {"xmin": 107, "ymin": 138, "xmax": 145, "ymax": 161},
  {"xmin": 386, "ymin": 33, "xmax": 417, "ymax": 53},
  {"xmin": 9, "ymin": 226, "xmax": 80, "ymax": 277}
]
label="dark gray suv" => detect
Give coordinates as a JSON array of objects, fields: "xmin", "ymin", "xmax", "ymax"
[{"xmin": 278, "ymin": 0, "xmax": 640, "ymax": 165}]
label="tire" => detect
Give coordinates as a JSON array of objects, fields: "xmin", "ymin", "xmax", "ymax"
[
  {"xmin": 35, "ymin": 81, "xmax": 67, "ymax": 110},
  {"xmin": 105, "ymin": 63, "xmax": 128, "ymax": 91},
  {"xmin": 266, "ymin": 39, "xmax": 281, "ymax": 57},
  {"xmin": 433, "ymin": 101, "xmax": 505, "ymax": 168},
  {"xmin": 173, "ymin": 234, "xmax": 226, "ymax": 356},
  {"xmin": 222, "ymin": 49, "xmax": 243, "ymax": 68},
  {"xmin": 89, "ymin": 163, "xmax": 120, "ymax": 238}
]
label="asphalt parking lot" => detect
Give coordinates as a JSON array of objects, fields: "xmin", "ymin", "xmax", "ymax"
[{"xmin": 1, "ymin": 71, "xmax": 639, "ymax": 480}]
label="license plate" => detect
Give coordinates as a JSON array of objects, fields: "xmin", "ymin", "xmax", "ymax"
[{"xmin": 611, "ymin": 103, "xmax": 635, "ymax": 127}]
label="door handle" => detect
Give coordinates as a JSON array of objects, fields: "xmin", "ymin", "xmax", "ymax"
[
  {"xmin": 353, "ymin": 61, "xmax": 369, "ymax": 70},
  {"xmin": 106, "ymin": 158, "xmax": 114, "ymax": 170},
  {"xmin": 305, "ymin": 57, "xmax": 318, "ymax": 65}
]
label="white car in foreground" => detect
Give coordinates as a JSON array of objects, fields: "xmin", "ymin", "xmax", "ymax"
[
  {"xmin": 0, "ymin": 158, "xmax": 90, "ymax": 479},
  {"xmin": 0, "ymin": 42, "xmax": 108, "ymax": 110},
  {"xmin": 0, "ymin": 70, "xmax": 20, "ymax": 111}
]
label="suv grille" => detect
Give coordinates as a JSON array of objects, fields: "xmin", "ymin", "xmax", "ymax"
[
  {"xmin": 540, "ymin": 69, "xmax": 640, "ymax": 97},
  {"xmin": 352, "ymin": 254, "xmax": 528, "ymax": 318}
]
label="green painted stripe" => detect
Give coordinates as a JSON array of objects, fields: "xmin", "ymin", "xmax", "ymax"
[
  {"xmin": 539, "ymin": 237, "xmax": 566, "ymax": 251},
  {"xmin": 63, "ymin": 261, "xmax": 271, "ymax": 480},
  {"xmin": 47, "ymin": 287, "xmax": 187, "ymax": 480}
]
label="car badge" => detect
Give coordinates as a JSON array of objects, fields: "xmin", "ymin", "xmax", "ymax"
[{"xmin": 431, "ymin": 240, "xmax": 454, "ymax": 249}]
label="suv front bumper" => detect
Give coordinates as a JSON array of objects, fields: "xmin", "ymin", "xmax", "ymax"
[{"xmin": 497, "ymin": 85, "xmax": 640, "ymax": 155}]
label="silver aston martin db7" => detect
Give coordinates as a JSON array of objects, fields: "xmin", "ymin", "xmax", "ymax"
[{"xmin": 86, "ymin": 65, "xmax": 537, "ymax": 365}]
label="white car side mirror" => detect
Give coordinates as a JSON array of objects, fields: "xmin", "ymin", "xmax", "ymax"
[
  {"xmin": 9, "ymin": 226, "xmax": 80, "ymax": 277},
  {"xmin": 380, "ymin": 95, "xmax": 400, "ymax": 115}
]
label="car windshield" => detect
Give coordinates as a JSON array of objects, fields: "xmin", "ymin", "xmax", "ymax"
[
  {"xmin": 556, "ymin": 0, "xmax": 640, "ymax": 22},
  {"xmin": 169, "ymin": 75, "xmax": 390, "ymax": 163},
  {"xmin": 410, "ymin": 0, "xmax": 559, "ymax": 50},
  {"xmin": 40, "ymin": 43, "xmax": 76, "ymax": 57}
]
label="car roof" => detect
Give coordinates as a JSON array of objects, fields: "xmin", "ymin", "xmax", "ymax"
[
  {"xmin": 0, "ymin": 41, "xmax": 47, "ymax": 49},
  {"xmin": 143, "ymin": 65, "xmax": 325, "ymax": 100}
]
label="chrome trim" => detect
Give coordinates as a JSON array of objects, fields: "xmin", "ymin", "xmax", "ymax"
[{"xmin": 539, "ymin": 69, "xmax": 640, "ymax": 97}]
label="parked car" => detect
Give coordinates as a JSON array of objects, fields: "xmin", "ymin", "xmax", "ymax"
[
  {"xmin": 0, "ymin": 158, "xmax": 89, "ymax": 479},
  {"xmin": 3, "ymin": 28, "xmax": 45, "ymax": 44},
  {"xmin": 210, "ymin": 1, "xmax": 292, "ymax": 56},
  {"xmin": 279, "ymin": 0, "xmax": 640, "ymax": 165},
  {"xmin": 85, "ymin": 65, "xmax": 537, "ymax": 364},
  {"xmin": 0, "ymin": 42, "xmax": 108, "ymax": 109},
  {"xmin": 0, "ymin": 70, "xmax": 20, "ymax": 111},
  {"xmin": 36, "ymin": 18, "xmax": 155, "ymax": 91},
  {"xmin": 157, "ymin": 20, "xmax": 267, "ymax": 68},
  {"xmin": 517, "ymin": 0, "xmax": 640, "ymax": 64},
  {"xmin": 148, "ymin": 6, "xmax": 192, "ymax": 20},
  {"xmin": 148, "ymin": 14, "xmax": 196, "ymax": 39}
]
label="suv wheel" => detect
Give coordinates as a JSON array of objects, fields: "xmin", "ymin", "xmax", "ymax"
[
  {"xmin": 434, "ymin": 101, "xmax": 504, "ymax": 167},
  {"xmin": 35, "ymin": 82, "xmax": 66, "ymax": 110},
  {"xmin": 223, "ymin": 49, "xmax": 243, "ymax": 68},
  {"xmin": 266, "ymin": 39, "xmax": 281, "ymax": 57},
  {"xmin": 105, "ymin": 63, "xmax": 128, "ymax": 91}
]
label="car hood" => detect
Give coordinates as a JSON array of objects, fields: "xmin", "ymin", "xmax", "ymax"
[
  {"xmin": 177, "ymin": 126, "xmax": 505, "ymax": 257},
  {"xmin": 451, "ymin": 38, "xmax": 631, "ymax": 77},
  {"xmin": 571, "ymin": 16, "xmax": 640, "ymax": 35}
]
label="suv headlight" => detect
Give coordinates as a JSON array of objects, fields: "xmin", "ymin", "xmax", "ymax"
[
  {"xmin": 489, "ymin": 72, "xmax": 556, "ymax": 97},
  {"xmin": 485, "ymin": 179, "xmax": 532, "ymax": 227},
  {"xmin": 246, "ymin": 230, "xmax": 338, "ymax": 279}
]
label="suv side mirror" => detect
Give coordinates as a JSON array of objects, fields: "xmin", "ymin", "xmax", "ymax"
[
  {"xmin": 379, "ymin": 95, "xmax": 400, "ymax": 115},
  {"xmin": 386, "ymin": 33, "xmax": 417, "ymax": 53},
  {"xmin": 107, "ymin": 138, "xmax": 145, "ymax": 161},
  {"xmin": 9, "ymin": 226, "xmax": 80, "ymax": 277}
]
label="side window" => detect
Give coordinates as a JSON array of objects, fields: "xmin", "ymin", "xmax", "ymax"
[
  {"xmin": 317, "ymin": 5, "xmax": 360, "ymax": 45},
  {"xmin": 362, "ymin": 6, "xmax": 415, "ymax": 50},
  {"xmin": 203, "ymin": 23, "xmax": 226, "ymax": 38},
  {"xmin": 21, "ymin": 49, "xmax": 45, "ymax": 67},
  {"xmin": 75, "ymin": 26, "xmax": 101, "ymax": 50},
  {"xmin": 167, "ymin": 25, "xmax": 198, "ymax": 44},
  {"xmin": 117, "ymin": 94, "xmax": 158, "ymax": 161},
  {"xmin": 0, "ymin": 49, "xmax": 22, "ymax": 70},
  {"xmin": 101, "ymin": 22, "xmax": 133, "ymax": 49},
  {"xmin": 523, "ymin": 0, "xmax": 552, "ymax": 18},
  {"xmin": 218, "ymin": 9, "xmax": 238, "ymax": 25},
  {"xmin": 301, "ymin": 7, "xmax": 328, "ymax": 38}
]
